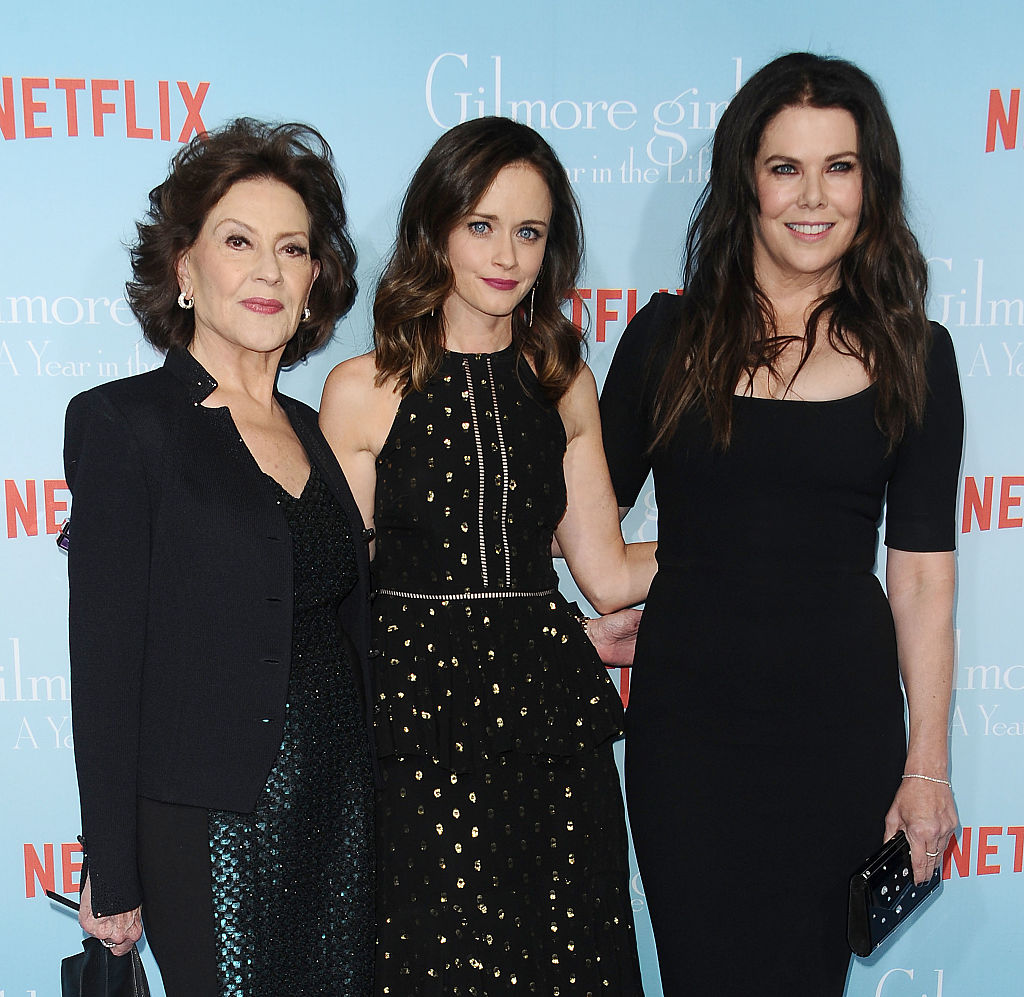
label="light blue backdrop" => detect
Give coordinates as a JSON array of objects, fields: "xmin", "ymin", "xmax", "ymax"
[{"xmin": 2, "ymin": 2, "xmax": 1022, "ymax": 994}]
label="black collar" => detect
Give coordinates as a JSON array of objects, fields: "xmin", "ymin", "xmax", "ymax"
[{"xmin": 164, "ymin": 347, "xmax": 219, "ymax": 404}]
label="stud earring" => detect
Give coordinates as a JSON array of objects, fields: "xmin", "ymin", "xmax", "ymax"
[
  {"xmin": 302, "ymin": 307, "xmax": 311, "ymax": 321},
  {"xmin": 177, "ymin": 291, "xmax": 194, "ymax": 310}
]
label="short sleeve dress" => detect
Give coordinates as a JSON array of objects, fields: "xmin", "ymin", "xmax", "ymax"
[{"xmin": 599, "ymin": 293, "xmax": 964, "ymax": 995}]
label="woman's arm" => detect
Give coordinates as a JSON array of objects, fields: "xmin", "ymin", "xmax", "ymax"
[
  {"xmin": 883, "ymin": 547, "xmax": 958, "ymax": 884},
  {"xmin": 555, "ymin": 364, "xmax": 657, "ymax": 614},
  {"xmin": 64, "ymin": 390, "xmax": 150, "ymax": 922},
  {"xmin": 319, "ymin": 353, "xmax": 400, "ymax": 545}
]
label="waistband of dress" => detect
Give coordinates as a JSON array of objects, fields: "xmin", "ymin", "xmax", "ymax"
[
  {"xmin": 374, "ymin": 586, "xmax": 557, "ymax": 602},
  {"xmin": 654, "ymin": 556, "xmax": 871, "ymax": 577}
]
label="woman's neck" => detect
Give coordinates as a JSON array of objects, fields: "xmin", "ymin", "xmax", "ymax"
[
  {"xmin": 188, "ymin": 332, "xmax": 282, "ymax": 410},
  {"xmin": 441, "ymin": 297, "xmax": 514, "ymax": 354}
]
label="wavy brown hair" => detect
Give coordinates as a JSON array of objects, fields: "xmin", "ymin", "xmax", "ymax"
[
  {"xmin": 126, "ymin": 118, "xmax": 357, "ymax": 367},
  {"xmin": 652, "ymin": 52, "xmax": 930, "ymax": 450},
  {"xmin": 374, "ymin": 117, "xmax": 585, "ymax": 401}
]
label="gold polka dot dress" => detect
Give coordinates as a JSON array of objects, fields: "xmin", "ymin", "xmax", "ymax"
[{"xmin": 372, "ymin": 346, "xmax": 643, "ymax": 995}]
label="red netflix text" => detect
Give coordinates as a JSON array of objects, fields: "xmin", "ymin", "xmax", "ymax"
[
  {"xmin": 1, "ymin": 77, "xmax": 209, "ymax": 142},
  {"xmin": 986, "ymin": 89, "xmax": 1021, "ymax": 152},
  {"xmin": 571, "ymin": 287, "xmax": 684, "ymax": 342},
  {"xmin": 24, "ymin": 841, "xmax": 83, "ymax": 898},
  {"xmin": 942, "ymin": 825, "xmax": 1024, "ymax": 879},
  {"xmin": 960, "ymin": 475, "xmax": 1024, "ymax": 532},
  {"xmin": 5, "ymin": 479, "xmax": 69, "ymax": 539}
]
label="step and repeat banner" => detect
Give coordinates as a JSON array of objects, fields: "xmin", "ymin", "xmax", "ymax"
[{"xmin": 2, "ymin": 1, "xmax": 1022, "ymax": 994}]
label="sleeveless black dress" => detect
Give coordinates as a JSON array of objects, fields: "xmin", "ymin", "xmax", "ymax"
[
  {"xmin": 599, "ymin": 294, "xmax": 964, "ymax": 996},
  {"xmin": 371, "ymin": 346, "xmax": 644, "ymax": 996}
]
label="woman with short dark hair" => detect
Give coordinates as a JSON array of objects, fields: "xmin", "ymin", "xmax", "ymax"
[
  {"xmin": 601, "ymin": 53, "xmax": 963, "ymax": 994},
  {"xmin": 65, "ymin": 118, "xmax": 373, "ymax": 995}
]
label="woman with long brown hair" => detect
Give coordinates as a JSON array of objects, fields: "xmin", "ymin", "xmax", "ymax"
[
  {"xmin": 321, "ymin": 116, "xmax": 652, "ymax": 995},
  {"xmin": 601, "ymin": 53, "xmax": 963, "ymax": 994}
]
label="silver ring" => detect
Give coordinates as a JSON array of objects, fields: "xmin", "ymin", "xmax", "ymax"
[
  {"xmin": 925, "ymin": 849, "xmax": 940, "ymax": 858},
  {"xmin": 101, "ymin": 938, "xmax": 117, "ymax": 948}
]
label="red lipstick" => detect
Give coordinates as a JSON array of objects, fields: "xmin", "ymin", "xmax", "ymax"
[{"xmin": 241, "ymin": 297, "xmax": 285, "ymax": 314}]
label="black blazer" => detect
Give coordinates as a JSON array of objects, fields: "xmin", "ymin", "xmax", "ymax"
[{"xmin": 64, "ymin": 348, "xmax": 372, "ymax": 917}]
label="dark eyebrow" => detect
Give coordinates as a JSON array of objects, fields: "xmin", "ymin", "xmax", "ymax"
[
  {"xmin": 214, "ymin": 218, "xmax": 309, "ymax": 240},
  {"xmin": 762, "ymin": 151, "xmax": 859, "ymax": 165},
  {"xmin": 467, "ymin": 212, "xmax": 549, "ymax": 227}
]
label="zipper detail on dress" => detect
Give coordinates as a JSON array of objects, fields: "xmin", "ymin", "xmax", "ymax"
[
  {"xmin": 462, "ymin": 358, "xmax": 490, "ymax": 587},
  {"xmin": 485, "ymin": 356, "xmax": 512, "ymax": 588}
]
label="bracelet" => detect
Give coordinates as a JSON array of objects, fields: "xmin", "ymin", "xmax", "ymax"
[
  {"xmin": 565, "ymin": 601, "xmax": 591, "ymax": 636},
  {"xmin": 902, "ymin": 773, "xmax": 951, "ymax": 787}
]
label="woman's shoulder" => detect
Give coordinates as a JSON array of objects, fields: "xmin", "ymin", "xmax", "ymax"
[
  {"xmin": 926, "ymin": 321, "xmax": 956, "ymax": 362},
  {"xmin": 320, "ymin": 350, "xmax": 403, "ymax": 450},
  {"xmin": 619, "ymin": 291, "xmax": 684, "ymax": 351},
  {"xmin": 322, "ymin": 350, "xmax": 386, "ymax": 404},
  {"xmin": 606, "ymin": 291, "xmax": 684, "ymax": 381},
  {"xmin": 66, "ymin": 363, "xmax": 177, "ymax": 427},
  {"xmin": 922, "ymin": 322, "xmax": 963, "ymax": 408},
  {"xmin": 922, "ymin": 322, "xmax": 961, "ymax": 384}
]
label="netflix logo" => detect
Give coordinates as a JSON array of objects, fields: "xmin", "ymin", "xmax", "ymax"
[
  {"xmin": 943, "ymin": 825, "xmax": 1024, "ymax": 879},
  {"xmin": 571, "ymin": 287, "xmax": 683, "ymax": 342},
  {"xmin": 1, "ymin": 76, "xmax": 209, "ymax": 142},
  {"xmin": 23, "ymin": 841, "xmax": 83, "ymax": 898},
  {"xmin": 986, "ymin": 88, "xmax": 1021, "ymax": 152},
  {"xmin": 4, "ymin": 479, "xmax": 69, "ymax": 540},
  {"xmin": 960, "ymin": 475, "xmax": 1024, "ymax": 532}
]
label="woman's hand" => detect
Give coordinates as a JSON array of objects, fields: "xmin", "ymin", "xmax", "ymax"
[
  {"xmin": 884, "ymin": 777, "xmax": 958, "ymax": 885},
  {"xmin": 587, "ymin": 609, "xmax": 643, "ymax": 666},
  {"xmin": 79, "ymin": 875, "xmax": 143, "ymax": 957}
]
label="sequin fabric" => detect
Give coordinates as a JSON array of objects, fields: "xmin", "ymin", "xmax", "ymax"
[
  {"xmin": 373, "ymin": 347, "xmax": 643, "ymax": 995},
  {"xmin": 208, "ymin": 464, "xmax": 374, "ymax": 996}
]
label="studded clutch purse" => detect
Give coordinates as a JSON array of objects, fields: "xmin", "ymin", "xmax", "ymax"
[{"xmin": 847, "ymin": 830, "xmax": 941, "ymax": 956}]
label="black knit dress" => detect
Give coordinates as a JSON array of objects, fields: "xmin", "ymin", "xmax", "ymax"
[{"xmin": 600, "ymin": 293, "xmax": 964, "ymax": 996}]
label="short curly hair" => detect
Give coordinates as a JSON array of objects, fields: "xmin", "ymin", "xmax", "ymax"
[{"xmin": 126, "ymin": 118, "xmax": 357, "ymax": 366}]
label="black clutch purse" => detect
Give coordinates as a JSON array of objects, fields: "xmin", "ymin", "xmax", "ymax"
[
  {"xmin": 47, "ymin": 891, "xmax": 151, "ymax": 997},
  {"xmin": 847, "ymin": 830, "xmax": 941, "ymax": 956}
]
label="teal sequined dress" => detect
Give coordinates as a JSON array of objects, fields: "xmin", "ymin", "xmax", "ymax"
[{"xmin": 207, "ymin": 464, "xmax": 374, "ymax": 994}]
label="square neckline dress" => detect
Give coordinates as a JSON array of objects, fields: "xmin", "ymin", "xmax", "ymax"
[{"xmin": 599, "ymin": 292, "xmax": 964, "ymax": 995}]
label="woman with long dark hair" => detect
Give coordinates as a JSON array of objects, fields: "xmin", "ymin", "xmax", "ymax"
[
  {"xmin": 321, "ymin": 116, "xmax": 652, "ymax": 995},
  {"xmin": 601, "ymin": 53, "xmax": 963, "ymax": 994}
]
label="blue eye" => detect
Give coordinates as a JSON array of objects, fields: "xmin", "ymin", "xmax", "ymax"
[
  {"xmin": 771, "ymin": 163, "xmax": 797, "ymax": 175},
  {"xmin": 828, "ymin": 160, "xmax": 855, "ymax": 173},
  {"xmin": 468, "ymin": 221, "xmax": 490, "ymax": 235},
  {"xmin": 518, "ymin": 227, "xmax": 541, "ymax": 241}
]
